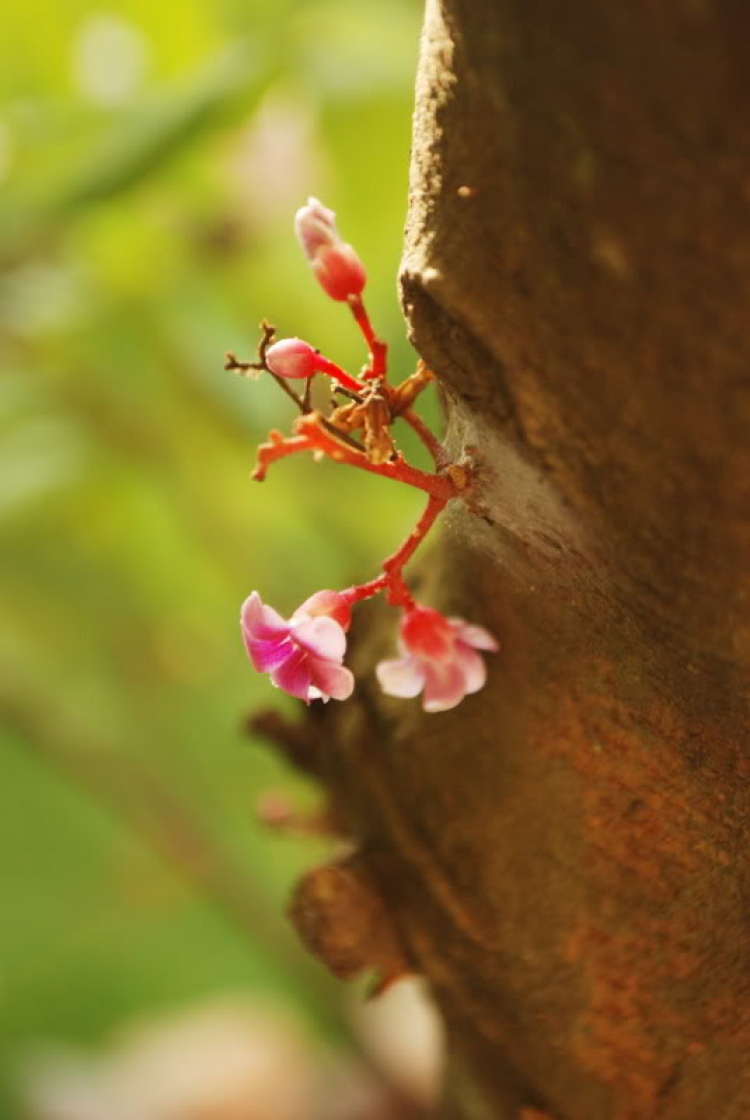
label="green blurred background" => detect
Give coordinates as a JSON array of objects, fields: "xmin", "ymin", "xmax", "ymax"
[{"xmin": 0, "ymin": 0, "xmax": 429, "ymax": 1111}]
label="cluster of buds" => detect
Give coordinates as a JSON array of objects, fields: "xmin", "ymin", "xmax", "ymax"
[{"xmin": 230, "ymin": 199, "xmax": 497, "ymax": 713}]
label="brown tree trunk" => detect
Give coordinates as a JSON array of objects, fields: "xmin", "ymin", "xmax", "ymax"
[{"xmin": 289, "ymin": 3, "xmax": 750, "ymax": 1117}]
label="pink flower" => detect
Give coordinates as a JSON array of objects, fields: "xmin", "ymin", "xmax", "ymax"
[
  {"xmin": 294, "ymin": 197, "xmax": 366, "ymax": 301},
  {"xmin": 241, "ymin": 590, "xmax": 354, "ymax": 703},
  {"xmin": 376, "ymin": 606, "xmax": 498, "ymax": 713}
]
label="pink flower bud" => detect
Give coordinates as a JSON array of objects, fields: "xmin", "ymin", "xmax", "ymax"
[
  {"xmin": 294, "ymin": 197, "xmax": 366, "ymax": 301},
  {"xmin": 265, "ymin": 338, "xmax": 317, "ymax": 380},
  {"xmin": 294, "ymin": 198, "xmax": 338, "ymax": 258}
]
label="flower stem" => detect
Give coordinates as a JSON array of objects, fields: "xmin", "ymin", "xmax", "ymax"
[
  {"xmin": 312, "ymin": 354, "xmax": 367, "ymax": 394},
  {"xmin": 401, "ymin": 408, "xmax": 446, "ymax": 468},
  {"xmin": 253, "ymin": 414, "xmax": 459, "ymax": 500},
  {"xmin": 342, "ymin": 493, "xmax": 446, "ymax": 610},
  {"xmin": 348, "ymin": 294, "xmax": 388, "ymax": 380}
]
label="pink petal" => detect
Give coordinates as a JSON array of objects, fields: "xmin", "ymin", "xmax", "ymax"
[
  {"xmin": 295, "ymin": 590, "xmax": 351, "ymax": 630},
  {"xmin": 376, "ymin": 655, "xmax": 426, "ymax": 699},
  {"xmin": 294, "ymin": 197, "xmax": 337, "ymax": 258},
  {"xmin": 245, "ymin": 635, "xmax": 294, "ymax": 673},
  {"xmin": 422, "ymin": 661, "xmax": 467, "ymax": 712},
  {"xmin": 291, "ymin": 615, "xmax": 346, "ymax": 662},
  {"xmin": 450, "ymin": 619, "xmax": 499, "ymax": 651},
  {"xmin": 455, "ymin": 643, "xmax": 487, "ymax": 694},
  {"xmin": 270, "ymin": 646, "xmax": 312, "ymax": 701},
  {"xmin": 309, "ymin": 659, "xmax": 355, "ymax": 701},
  {"xmin": 241, "ymin": 592, "xmax": 289, "ymax": 641}
]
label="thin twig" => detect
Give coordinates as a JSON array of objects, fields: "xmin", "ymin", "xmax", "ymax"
[
  {"xmin": 319, "ymin": 416, "xmax": 367, "ymax": 452},
  {"xmin": 227, "ymin": 322, "xmax": 312, "ymax": 414},
  {"xmin": 401, "ymin": 409, "xmax": 446, "ymax": 468}
]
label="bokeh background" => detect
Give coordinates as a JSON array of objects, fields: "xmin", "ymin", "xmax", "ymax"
[{"xmin": 0, "ymin": 1, "xmax": 442, "ymax": 1115}]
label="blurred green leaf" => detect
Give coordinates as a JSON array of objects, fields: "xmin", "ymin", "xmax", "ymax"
[{"xmin": 0, "ymin": 0, "xmax": 425, "ymax": 1112}]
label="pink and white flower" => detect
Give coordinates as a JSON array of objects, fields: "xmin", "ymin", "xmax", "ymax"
[
  {"xmin": 294, "ymin": 197, "xmax": 366, "ymax": 302},
  {"xmin": 241, "ymin": 590, "xmax": 354, "ymax": 703},
  {"xmin": 376, "ymin": 605, "xmax": 498, "ymax": 713}
]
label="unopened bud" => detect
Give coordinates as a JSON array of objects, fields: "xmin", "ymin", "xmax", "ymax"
[
  {"xmin": 265, "ymin": 338, "xmax": 317, "ymax": 379},
  {"xmin": 294, "ymin": 197, "xmax": 366, "ymax": 301},
  {"xmin": 266, "ymin": 337, "xmax": 364, "ymax": 393}
]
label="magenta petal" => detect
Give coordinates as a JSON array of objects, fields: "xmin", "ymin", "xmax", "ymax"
[
  {"xmin": 291, "ymin": 615, "xmax": 346, "ymax": 662},
  {"xmin": 245, "ymin": 635, "xmax": 294, "ymax": 673},
  {"xmin": 455, "ymin": 643, "xmax": 487, "ymax": 694},
  {"xmin": 375, "ymin": 655, "xmax": 426, "ymax": 699},
  {"xmin": 241, "ymin": 592, "xmax": 289, "ymax": 640},
  {"xmin": 422, "ymin": 661, "xmax": 467, "ymax": 712},
  {"xmin": 309, "ymin": 658, "xmax": 355, "ymax": 701},
  {"xmin": 450, "ymin": 619, "xmax": 499, "ymax": 651},
  {"xmin": 270, "ymin": 646, "xmax": 312, "ymax": 701}
]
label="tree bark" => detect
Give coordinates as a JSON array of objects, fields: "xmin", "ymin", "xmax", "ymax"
[{"xmin": 289, "ymin": 4, "xmax": 750, "ymax": 1118}]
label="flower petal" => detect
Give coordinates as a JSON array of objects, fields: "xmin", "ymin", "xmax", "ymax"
[
  {"xmin": 291, "ymin": 615, "xmax": 346, "ymax": 662},
  {"xmin": 455, "ymin": 642, "xmax": 487, "ymax": 694},
  {"xmin": 245, "ymin": 635, "xmax": 294, "ymax": 674},
  {"xmin": 294, "ymin": 589, "xmax": 351, "ymax": 630},
  {"xmin": 270, "ymin": 646, "xmax": 312, "ymax": 701},
  {"xmin": 241, "ymin": 592, "xmax": 289, "ymax": 640},
  {"xmin": 422, "ymin": 661, "xmax": 467, "ymax": 712},
  {"xmin": 376, "ymin": 655, "xmax": 426, "ymax": 699},
  {"xmin": 450, "ymin": 619, "xmax": 499, "ymax": 651},
  {"xmin": 309, "ymin": 659, "xmax": 355, "ymax": 701}
]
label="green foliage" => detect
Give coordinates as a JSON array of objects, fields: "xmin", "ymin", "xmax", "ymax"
[{"xmin": 0, "ymin": 0, "xmax": 425, "ymax": 1110}]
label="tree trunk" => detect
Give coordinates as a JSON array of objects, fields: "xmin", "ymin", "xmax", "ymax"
[{"xmin": 289, "ymin": 3, "xmax": 750, "ymax": 1117}]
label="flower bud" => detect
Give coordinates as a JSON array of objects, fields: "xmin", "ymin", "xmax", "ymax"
[
  {"xmin": 294, "ymin": 197, "xmax": 337, "ymax": 258},
  {"xmin": 265, "ymin": 338, "xmax": 317, "ymax": 380},
  {"xmin": 294, "ymin": 197, "xmax": 366, "ymax": 301}
]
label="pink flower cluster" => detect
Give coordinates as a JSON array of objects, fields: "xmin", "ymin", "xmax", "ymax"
[
  {"xmin": 239, "ymin": 196, "xmax": 498, "ymax": 713},
  {"xmin": 242, "ymin": 593, "xmax": 497, "ymax": 713}
]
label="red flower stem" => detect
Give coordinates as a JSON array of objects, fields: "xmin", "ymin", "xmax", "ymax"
[
  {"xmin": 384, "ymin": 493, "xmax": 445, "ymax": 572},
  {"xmin": 253, "ymin": 426, "xmax": 455, "ymax": 499},
  {"xmin": 251, "ymin": 432, "xmax": 311, "ymax": 481},
  {"xmin": 348, "ymin": 294, "xmax": 388, "ymax": 380},
  {"xmin": 401, "ymin": 408, "xmax": 446, "ymax": 468},
  {"xmin": 312, "ymin": 355, "xmax": 367, "ymax": 393},
  {"xmin": 342, "ymin": 493, "xmax": 446, "ymax": 609},
  {"xmin": 288, "ymin": 415, "xmax": 457, "ymax": 499}
]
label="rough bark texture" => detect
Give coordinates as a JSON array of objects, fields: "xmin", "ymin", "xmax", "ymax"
[{"xmin": 291, "ymin": 4, "xmax": 750, "ymax": 1118}]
